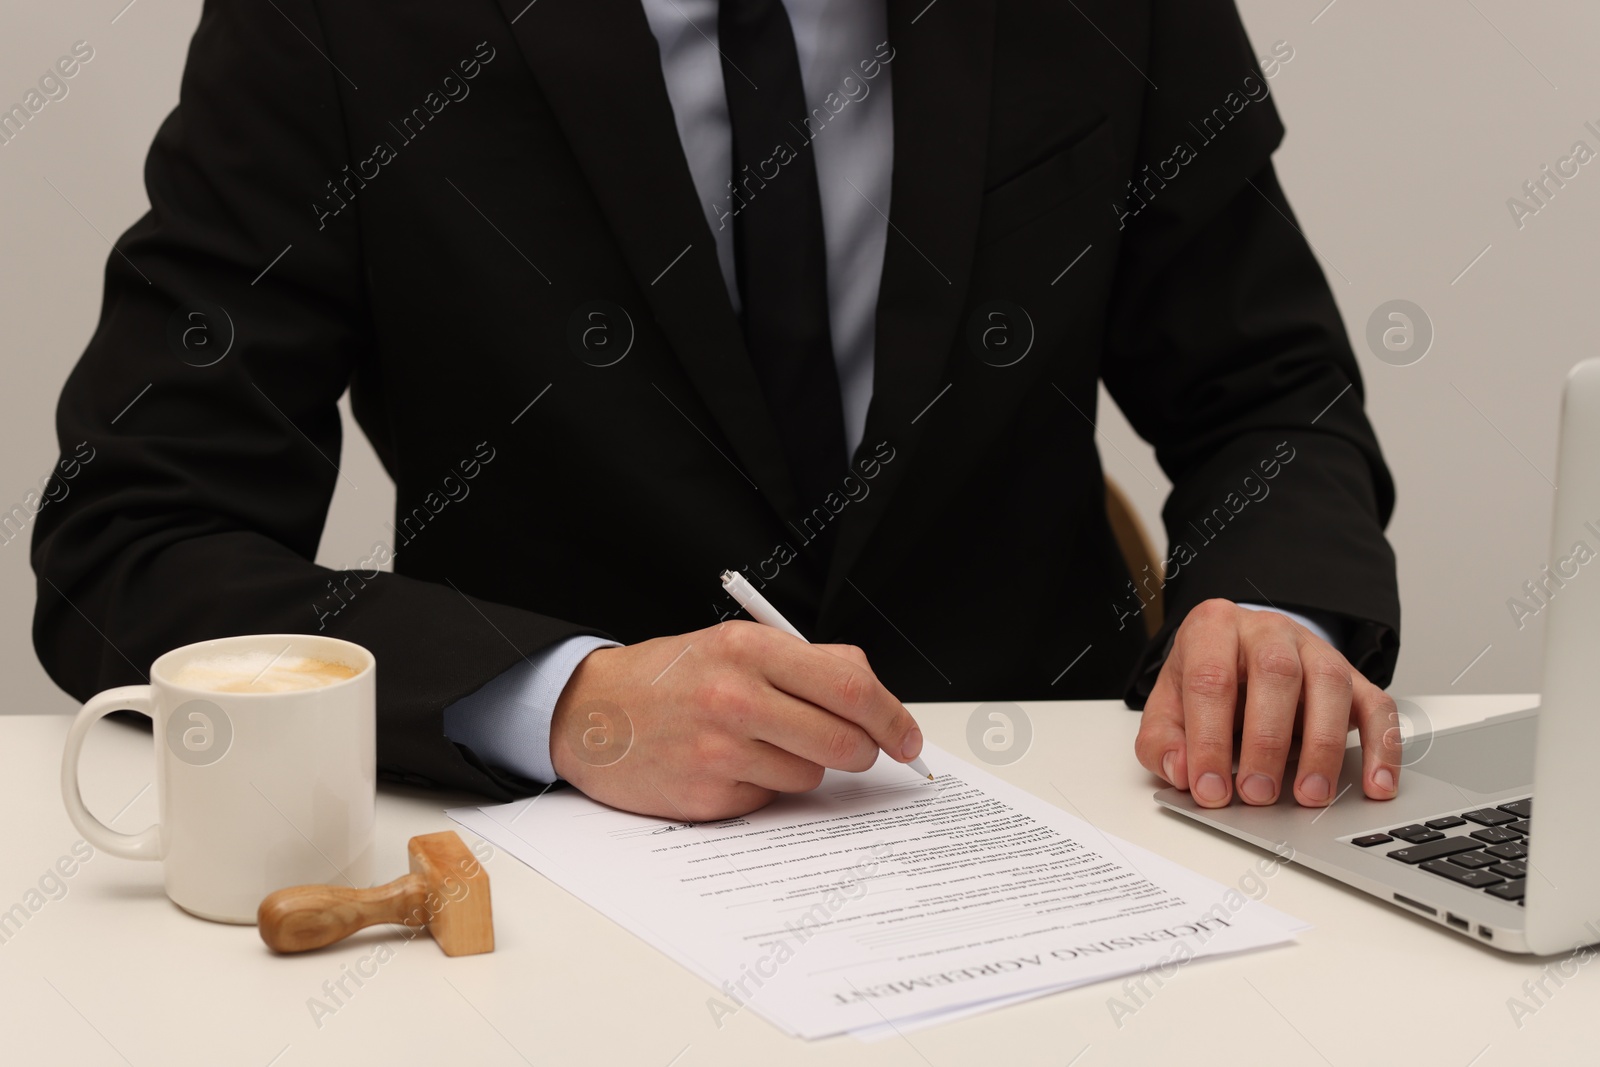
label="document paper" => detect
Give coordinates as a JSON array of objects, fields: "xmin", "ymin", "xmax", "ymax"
[{"xmin": 449, "ymin": 743, "xmax": 1305, "ymax": 1039}]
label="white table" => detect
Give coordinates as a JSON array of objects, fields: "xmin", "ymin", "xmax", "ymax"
[{"xmin": 1, "ymin": 695, "xmax": 1581, "ymax": 1066}]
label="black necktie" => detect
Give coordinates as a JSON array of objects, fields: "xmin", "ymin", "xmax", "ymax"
[{"xmin": 718, "ymin": 0, "xmax": 849, "ymax": 541}]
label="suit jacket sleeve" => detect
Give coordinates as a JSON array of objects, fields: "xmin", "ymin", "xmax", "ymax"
[
  {"xmin": 1102, "ymin": 0, "xmax": 1400, "ymax": 704},
  {"xmin": 30, "ymin": 0, "xmax": 601, "ymax": 800}
]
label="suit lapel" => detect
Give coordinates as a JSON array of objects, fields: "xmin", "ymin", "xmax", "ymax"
[
  {"xmin": 495, "ymin": 0, "xmax": 804, "ymax": 522},
  {"xmin": 819, "ymin": 0, "xmax": 999, "ymax": 628}
]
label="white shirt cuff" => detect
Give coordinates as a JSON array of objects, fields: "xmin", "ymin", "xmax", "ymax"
[{"xmin": 441, "ymin": 634, "xmax": 620, "ymax": 784}]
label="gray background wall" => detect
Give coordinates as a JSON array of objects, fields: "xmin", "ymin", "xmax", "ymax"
[{"xmin": 2, "ymin": 0, "xmax": 1590, "ymax": 714}]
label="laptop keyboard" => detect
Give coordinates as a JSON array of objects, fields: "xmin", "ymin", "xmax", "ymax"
[{"xmin": 1349, "ymin": 797, "xmax": 1531, "ymax": 905}]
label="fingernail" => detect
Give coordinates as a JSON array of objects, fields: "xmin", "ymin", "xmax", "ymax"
[
  {"xmin": 1373, "ymin": 766, "xmax": 1396, "ymax": 793},
  {"xmin": 1195, "ymin": 772, "xmax": 1228, "ymax": 805},
  {"xmin": 1161, "ymin": 752, "xmax": 1176, "ymax": 785},
  {"xmin": 1240, "ymin": 774, "xmax": 1275, "ymax": 804},
  {"xmin": 1300, "ymin": 773, "xmax": 1331, "ymax": 803},
  {"xmin": 901, "ymin": 727, "xmax": 923, "ymax": 762}
]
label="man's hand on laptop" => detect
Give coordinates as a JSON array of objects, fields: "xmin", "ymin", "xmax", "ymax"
[
  {"xmin": 548, "ymin": 622, "xmax": 923, "ymax": 820},
  {"xmin": 1135, "ymin": 599, "xmax": 1400, "ymax": 808}
]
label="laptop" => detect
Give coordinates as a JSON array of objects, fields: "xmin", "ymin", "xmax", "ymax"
[{"xmin": 1155, "ymin": 357, "xmax": 1600, "ymax": 955}]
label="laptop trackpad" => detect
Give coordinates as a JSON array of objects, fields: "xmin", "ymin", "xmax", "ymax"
[{"xmin": 1404, "ymin": 714, "xmax": 1536, "ymax": 794}]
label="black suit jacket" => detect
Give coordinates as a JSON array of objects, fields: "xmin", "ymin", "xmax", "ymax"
[{"xmin": 33, "ymin": 0, "xmax": 1399, "ymax": 800}]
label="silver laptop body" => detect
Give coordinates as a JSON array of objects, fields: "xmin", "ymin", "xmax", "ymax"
[{"xmin": 1155, "ymin": 358, "xmax": 1600, "ymax": 955}]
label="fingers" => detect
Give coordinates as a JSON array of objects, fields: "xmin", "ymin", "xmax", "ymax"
[
  {"xmin": 1234, "ymin": 614, "xmax": 1303, "ymax": 805},
  {"xmin": 1176, "ymin": 600, "xmax": 1242, "ymax": 808},
  {"xmin": 815, "ymin": 643, "xmax": 871, "ymax": 670},
  {"xmin": 1134, "ymin": 662, "xmax": 1189, "ymax": 790},
  {"xmin": 736, "ymin": 740, "xmax": 830, "ymax": 793},
  {"xmin": 746, "ymin": 686, "xmax": 880, "ymax": 772},
  {"xmin": 1288, "ymin": 630, "xmax": 1355, "ymax": 807},
  {"xmin": 717, "ymin": 623, "xmax": 923, "ymax": 764},
  {"xmin": 658, "ymin": 734, "xmax": 808, "ymax": 821},
  {"xmin": 668, "ymin": 779, "xmax": 778, "ymax": 823},
  {"xmin": 1352, "ymin": 679, "xmax": 1401, "ymax": 800}
]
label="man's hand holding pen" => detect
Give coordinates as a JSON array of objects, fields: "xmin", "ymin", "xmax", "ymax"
[{"xmin": 551, "ymin": 621, "xmax": 926, "ymax": 820}]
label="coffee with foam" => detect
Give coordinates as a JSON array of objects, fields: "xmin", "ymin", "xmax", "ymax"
[{"xmin": 170, "ymin": 651, "xmax": 360, "ymax": 693}]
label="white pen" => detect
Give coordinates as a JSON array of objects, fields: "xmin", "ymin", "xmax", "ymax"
[{"xmin": 720, "ymin": 569, "xmax": 934, "ymax": 781}]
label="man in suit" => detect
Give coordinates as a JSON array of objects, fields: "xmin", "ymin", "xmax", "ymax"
[{"xmin": 34, "ymin": 0, "xmax": 1401, "ymax": 820}]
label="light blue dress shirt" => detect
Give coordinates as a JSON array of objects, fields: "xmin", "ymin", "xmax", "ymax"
[{"xmin": 442, "ymin": 0, "xmax": 1338, "ymax": 784}]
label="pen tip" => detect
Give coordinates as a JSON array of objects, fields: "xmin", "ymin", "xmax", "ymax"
[{"xmin": 926, "ymin": 774, "xmax": 935, "ymax": 781}]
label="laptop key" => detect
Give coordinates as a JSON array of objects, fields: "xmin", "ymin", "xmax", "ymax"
[
  {"xmin": 1497, "ymin": 799, "xmax": 1533, "ymax": 819},
  {"xmin": 1485, "ymin": 842, "xmax": 1528, "ymax": 860},
  {"xmin": 1487, "ymin": 879, "xmax": 1527, "ymax": 902},
  {"xmin": 1425, "ymin": 816, "xmax": 1467, "ymax": 830},
  {"xmin": 1490, "ymin": 861, "xmax": 1527, "ymax": 878},
  {"xmin": 1352, "ymin": 834, "xmax": 1394, "ymax": 847},
  {"xmin": 1420, "ymin": 859, "xmax": 1506, "ymax": 888},
  {"xmin": 1388, "ymin": 824, "xmax": 1442, "ymax": 844},
  {"xmin": 1462, "ymin": 808, "xmax": 1517, "ymax": 827},
  {"xmin": 1471, "ymin": 827, "xmax": 1521, "ymax": 845},
  {"xmin": 1507, "ymin": 819, "xmax": 1532, "ymax": 836},
  {"xmin": 1448, "ymin": 851, "xmax": 1498, "ymax": 869},
  {"xmin": 1389, "ymin": 836, "xmax": 1488, "ymax": 864}
]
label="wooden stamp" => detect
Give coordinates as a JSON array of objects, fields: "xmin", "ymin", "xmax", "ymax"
[{"xmin": 257, "ymin": 831, "xmax": 492, "ymax": 956}]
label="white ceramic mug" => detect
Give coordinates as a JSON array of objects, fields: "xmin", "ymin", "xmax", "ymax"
[{"xmin": 60, "ymin": 634, "xmax": 377, "ymax": 923}]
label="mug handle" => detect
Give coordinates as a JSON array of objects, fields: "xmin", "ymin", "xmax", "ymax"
[{"xmin": 60, "ymin": 685, "xmax": 163, "ymax": 860}]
